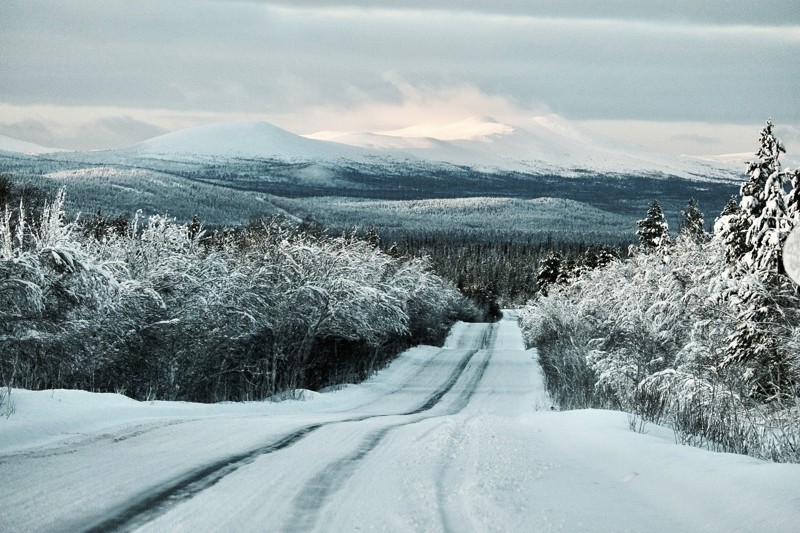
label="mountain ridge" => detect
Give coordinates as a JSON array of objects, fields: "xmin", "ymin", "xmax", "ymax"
[
  {"xmin": 306, "ymin": 114, "xmax": 742, "ymax": 180},
  {"xmin": 131, "ymin": 121, "xmax": 373, "ymax": 162},
  {"xmin": 1, "ymin": 116, "xmax": 743, "ymax": 182}
]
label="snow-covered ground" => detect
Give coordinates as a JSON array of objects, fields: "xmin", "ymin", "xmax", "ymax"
[{"xmin": 2, "ymin": 313, "xmax": 798, "ymax": 532}]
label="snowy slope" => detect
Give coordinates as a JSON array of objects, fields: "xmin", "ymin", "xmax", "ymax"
[
  {"xmin": 112, "ymin": 116, "xmax": 740, "ymax": 181},
  {"xmin": 131, "ymin": 121, "xmax": 376, "ymax": 163},
  {"xmin": 308, "ymin": 130, "xmax": 458, "ymax": 153},
  {"xmin": 1, "ymin": 314, "xmax": 797, "ymax": 532},
  {"xmin": 308, "ymin": 114, "xmax": 741, "ymax": 180},
  {"xmin": 0, "ymin": 134, "xmax": 62, "ymax": 154},
  {"xmin": 698, "ymin": 151, "xmax": 800, "ymax": 172}
]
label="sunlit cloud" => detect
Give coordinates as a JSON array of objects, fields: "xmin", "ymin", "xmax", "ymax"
[{"xmin": 274, "ymin": 80, "xmax": 547, "ymax": 135}]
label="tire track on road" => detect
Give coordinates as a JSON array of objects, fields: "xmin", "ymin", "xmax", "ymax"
[
  {"xmin": 83, "ymin": 424, "xmax": 324, "ymax": 533},
  {"xmin": 80, "ymin": 324, "xmax": 491, "ymax": 533},
  {"xmin": 280, "ymin": 323, "xmax": 498, "ymax": 533}
]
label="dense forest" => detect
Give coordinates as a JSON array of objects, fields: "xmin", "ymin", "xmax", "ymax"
[{"xmin": 521, "ymin": 121, "xmax": 800, "ymax": 462}]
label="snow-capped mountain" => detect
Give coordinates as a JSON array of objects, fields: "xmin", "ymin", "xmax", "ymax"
[
  {"xmin": 131, "ymin": 121, "xmax": 377, "ymax": 163},
  {"xmin": 7, "ymin": 116, "xmax": 744, "ymax": 236},
  {"xmin": 0, "ymin": 134, "xmax": 62, "ymax": 155},
  {"xmin": 123, "ymin": 115, "xmax": 739, "ymax": 181},
  {"xmin": 306, "ymin": 114, "xmax": 741, "ymax": 180}
]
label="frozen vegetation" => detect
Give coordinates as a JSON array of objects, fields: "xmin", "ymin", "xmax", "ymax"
[
  {"xmin": 270, "ymin": 195, "xmax": 634, "ymax": 243},
  {"xmin": 0, "ymin": 189, "xmax": 478, "ymax": 403},
  {"xmin": 521, "ymin": 121, "xmax": 800, "ymax": 462}
]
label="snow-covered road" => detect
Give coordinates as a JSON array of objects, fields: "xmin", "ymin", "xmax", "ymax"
[{"xmin": 2, "ymin": 313, "xmax": 799, "ymax": 532}]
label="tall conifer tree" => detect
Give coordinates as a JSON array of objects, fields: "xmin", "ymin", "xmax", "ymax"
[
  {"xmin": 678, "ymin": 198, "xmax": 705, "ymax": 241},
  {"xmin": 636, "ymin": 200, "xmax": 670, "ymax": 249}
]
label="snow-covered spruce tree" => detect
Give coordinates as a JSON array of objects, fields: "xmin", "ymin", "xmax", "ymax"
[
  {"xmin": 556, "ymin": 256, "xmax": 580, "ymax": 285},
  {"xmin": 636, "ymin": 200, "xmax": 671, "ymax": 250},
  {"xmin": 784, "ymin": 168, "xmax": 800, "ymax": 227},
  {"xmin": 745, "ymin": 174, "xmax": 790, "ymax": 275},
  {"xmin": 536, "ymin": 251, "xmax": 561, "ymax": 295},
  {"xmin": 720, "ymin": 196, "xmax": 739, "ymax": 218},
  {"xmin": 717, "ymin": 120, "xmax": 800, "ymax": 401},
  {"xmin": 581, "ymin": 245, "xmax": 617, "ymax": 271},
  {"xmin": 722, "ymin": 119, "xmax": 787, "ymax": 273},
  {"xmin": 364, "ymin": 225, "xmax": 381, "ymax": 248},
  {"xmin": 715, "ymin": 196, "xmax": 749, "ymax": 264},
  {"xmin": 596, "ymin": 246, "xmax": 619, "ymax": 268},
  {"xmin": 678, "ymin": 198, "xmax": 705, "ymax": 241}
]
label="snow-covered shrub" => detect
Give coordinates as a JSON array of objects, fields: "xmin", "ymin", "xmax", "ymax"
[
  {"xmin": 0, "ymin": 190, "xmax": 121, "ymax": 391},
  {"xmin": 520, "ymin": 296, "xmax": 606, "ymax": 409},
  {"xmin": 1, "ymin": 193, "xmax": 473, "ymax": 402},
  {"xmin": 678, "ymin": 198, "xmax": 705, "ymax": 241},
  {"xmin": 521, "ymin": 230, "xmax": 800, "ymax": 461},
  {"xmin": 521, "ymin": 121, "xmax": 800, "ymax": 462}
]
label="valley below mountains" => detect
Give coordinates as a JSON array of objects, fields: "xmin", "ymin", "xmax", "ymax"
[{"xmin": 0, "ymin": 115, "xmax": 744, "ymax": 242}]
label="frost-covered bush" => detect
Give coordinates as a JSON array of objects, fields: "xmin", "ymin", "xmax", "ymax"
[
  {"xmin": 0, "ymin": 191, "xmax": 120, "ymax": 390},
  {"xmin": 519, "ymin": 296, "xmax": 602, "ymax": 409},
  {"xmin": 522, "ymin": 229, "xmax": 798, "ymax": 459},
  {"xmin": 521, "ymin": 122, "xmax": 800, "ymax": 462},
  {"xmin": 0, "ymin": 192, "xmax": 475, "ymax": 402},
  {"xmin": 521, "ymin": 234, "xmax": 800, "ymax": 461}
]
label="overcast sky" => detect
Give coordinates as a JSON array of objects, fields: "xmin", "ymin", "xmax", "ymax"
[{"xmin": 1, "ymin": 0, "xmax": 799, "ymax": 155}]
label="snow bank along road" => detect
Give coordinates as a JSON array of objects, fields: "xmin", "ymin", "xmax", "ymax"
[{"xmin": 2, "ymin": 312, "xmax": 799, "ymax": 532}]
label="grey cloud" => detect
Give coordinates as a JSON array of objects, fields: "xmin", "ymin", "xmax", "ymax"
[
  {"xmin": 1, "ymin": 0, "xmax": 798, "ymax": 138},
  {"xmin": 0, "ymin": 120, "xmax": 56, "ymax": 147},
  {"xmin": 777, "ymin": 125, "xmax": 800, "ymax": 153},
  {"xmin": 670, "ymin": 133, "xmax": 720, "ymax": 146},
  {"xmin": 0, "ymin": 117, "xmax": 168, "ymax": 150},
  {"xmin": 262, "ymin": 0, "xmax": 800, "ymax": 26},
  {"xmin": 92, "ymin": 117, "xmax": 169, "ymax": 145}
]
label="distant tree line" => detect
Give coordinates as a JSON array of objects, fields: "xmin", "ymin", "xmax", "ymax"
[{"xmin": 379, "ymin": 233, "xmax": 627, "ymax": 313}]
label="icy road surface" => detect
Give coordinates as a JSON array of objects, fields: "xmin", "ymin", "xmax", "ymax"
[{"xmin": 2, "ymin": 312, "xmax": 799, "ymax": 532}]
